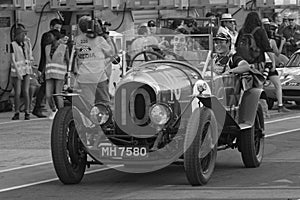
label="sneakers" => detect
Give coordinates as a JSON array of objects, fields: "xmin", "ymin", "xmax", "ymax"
[
  {"xmin": 12, "ymin": 113, "xmax": 20, "ymax": 120},
  {"xmin": 12, "ymin": 112, "xmax": 30, "ymax": 120},
  {"xmin": 24, "ymin": 113, "xmax": 30, "ymax": 120},
  {"xmin": 49, "ymin": 110, "xmax": 57, "ymax": 120},
  {"xmin": 32, "ymin": 109, "xmax": 47, "ymax": 118},
  {"xmin": 278, "ymin": 106, "xmax": 290, "ymax": 113}
]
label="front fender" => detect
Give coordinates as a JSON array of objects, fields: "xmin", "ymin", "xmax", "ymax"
[
  {"xmin": 239, "ymin": 88, "xmax": 266, "ymax": 127},
  {"xmin": 54, "ymin": 93, "xmax": 92, "ymax": 117}
]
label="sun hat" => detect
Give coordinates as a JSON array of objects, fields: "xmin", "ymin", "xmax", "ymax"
[
  {"xmin": 261, "ymin": 18, "xmax": 270, "ymax": 24},
  {"xmin": 220, "ymin": 13, "xmax": 236, "ymax": 21}
]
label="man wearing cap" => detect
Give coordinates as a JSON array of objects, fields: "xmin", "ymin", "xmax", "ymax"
[
  {"xmin": 282, "ymin": 13, "xmax": 300, "ymax": 57},
  {"xmin": 211, "ymin": 32, "xmax": 250, "ymax": 75},
  {"xmin": 217, "ymin": 13, "xmax": 238, "ymax": 54},
  {"xmin": 212, "ymin": 32, "xmax": 232, "ymax": 75},
  {"xmin": 211, "ymin": 32, "xmax": 255, "ymax": 106}
]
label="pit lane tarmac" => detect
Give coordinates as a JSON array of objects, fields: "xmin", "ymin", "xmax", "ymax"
[{"xmin": 0, "ymin": 107, "xmax": 300, "ymax": 200}]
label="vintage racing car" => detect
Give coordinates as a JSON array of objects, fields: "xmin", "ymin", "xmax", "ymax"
[
  {"xmin": 265, "ymin": 49, "xmax": 300, "ymax": 109},
  {"xmin": 51, "ymin": 32, "xmax": 265, "ymax": 186}
]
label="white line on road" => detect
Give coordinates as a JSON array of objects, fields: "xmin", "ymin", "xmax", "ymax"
[
  {"xmin": 1, "ymin": 126, "xmax": 299, "ymax": 193},
  {"xmin": 265, "ymin": 128, "xmax": 300, "ymax": 138},
  {"xmin": 0, "ymin": 161, "xmax": 52, "ymax": 173},
  {"xmin": 1, "ymin": 113, "xmax": 299, "ymax": 126},
  {"xmin": 0, "ymin": 178, "xmax": 59, "ymax": 193},
  {"xmin": 1, "ymin": 126, "xmax": 294, "ymax": 171},
  {"xmin": 265, "ymin": 115, "xmax": 300, "ymax": 124},
  {"xmin": 3, "ymin": 125, "xmax": 297, "ymax": 174},
  {"xmin": 161, "ymin": 185, "xmax": 300, "ymax": 190},
  {"xmin": 0, "ymin": 166, "xmax": 120, "ymax": 193},
  {"xmin": 0, "ymin": 114, "xmax": 299, "ymax": 193},
  {"xmin": 0, "ymin": 118, "xmax": 49, "ymax": 126}
]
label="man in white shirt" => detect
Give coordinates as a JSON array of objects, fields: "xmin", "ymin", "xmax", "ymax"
[
  {"xmin": 75, "ymin": 16, "xmax": 114, "ymax": 106},
  {"xmin": 218, "ymin": 13, "xmax": 238, "ymax": 54}
]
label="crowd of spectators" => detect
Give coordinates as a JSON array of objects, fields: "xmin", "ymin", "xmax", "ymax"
[{"xmin": 9, "ymin": 10, "xmax": 300, "ymax": 119}]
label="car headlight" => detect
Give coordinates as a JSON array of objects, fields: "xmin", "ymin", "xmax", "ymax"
[
  {"xmin": 90, "ymin": 103, "xmax": 111, "ymax": 125},
  {"xmin": 149, "ymin": 103, "xmax": 171, "ymax": 125}
]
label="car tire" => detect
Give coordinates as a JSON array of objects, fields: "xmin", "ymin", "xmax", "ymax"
[
  {"xmin": 240, "ymin": 102, "xmax": 264, "ymax": 168},
  {"xmin": 267, "ymin": 98, "xmax": 274, "ymax": 110},
  {"xmin": 51, "ymin": 106, "xmax": 87, "ymax": 184},
  {"xmin": 184, "ymin": 107, "xmax": 218, "ymax": 186}
]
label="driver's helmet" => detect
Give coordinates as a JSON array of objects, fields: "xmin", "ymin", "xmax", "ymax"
[
  {"xmin": 213, "ymin": 32, "xmax": 232, "ymax": 52},
  {"xmin": 213, "ymin": 32, "xmax": 231, "ymax": 42},
  {"xmin": 212, "ymin": 32, "xmax": 232, "ymax": 75}
]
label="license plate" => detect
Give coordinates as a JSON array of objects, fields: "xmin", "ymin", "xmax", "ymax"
[{"xmin": 99, "ymin": 143, "xmax": 148, "ymax": 158}]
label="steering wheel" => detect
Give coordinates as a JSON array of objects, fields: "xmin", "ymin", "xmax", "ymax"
[
  {"xmin": 129, "ymin": 44, "xmax": 192, "ymax": 69},
  {"xmin": 129, "ymin": 50, "xmax": 165, "ymax": 69},
  {"xmin": 147, "ymin": 44, "xmax": 190, "ymax": 63}
]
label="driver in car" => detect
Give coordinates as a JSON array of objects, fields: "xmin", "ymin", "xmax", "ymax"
[
  {"xmin": 211, "ymin": 32, "xmax": 266, "ymax": 107},
  {"xmin": 212, "ymin": 32, "xmax": 252, "ymax": 76}
]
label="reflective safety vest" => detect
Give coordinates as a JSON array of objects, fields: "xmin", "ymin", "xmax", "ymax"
[
  {"xmin": 10, "ymin": 41, "xmax": 32, "ymax": 78},
  {"xmin": 45, "ymin": 44, "xmax": 67, "ymax": 80}
]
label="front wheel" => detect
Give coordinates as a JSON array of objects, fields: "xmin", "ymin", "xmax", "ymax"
[
  {"xmin": 184, "ymin": 107, "xmax": 218, "ymax": 186},
  {"xmin": 239, "ymin": 102, "xmax": 265, "ymax": 168},
  {"xmin": 51, "ymin": 106, "xmax": 87, "ymax": 184}
]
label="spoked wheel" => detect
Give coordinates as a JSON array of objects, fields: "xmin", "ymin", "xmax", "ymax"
[
  {"xmin": 51, "ymin": 106, "xmax": 87, "ymax": 184},
  {"xmin": 184, "ymin": 107, "xmax": 218, "ymax": 186},
  {"xmin": 240, "ymin": 102, "xmax": 264, "ymax": 168}
]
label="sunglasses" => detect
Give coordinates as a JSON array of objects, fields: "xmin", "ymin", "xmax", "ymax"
[
  {"xmin": 148, "ymin": 23, "xmax": 156, "ymax": 27},
  {"xmin": 288, "ymin": 19, "xmax": 295, "ymax": 21}
]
